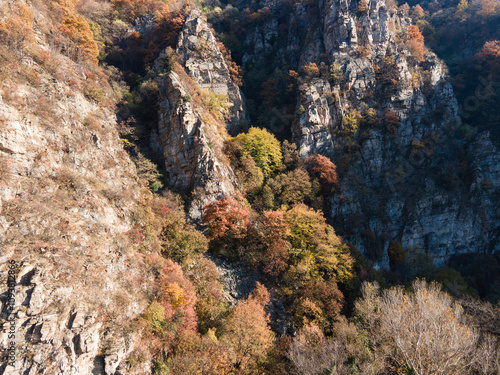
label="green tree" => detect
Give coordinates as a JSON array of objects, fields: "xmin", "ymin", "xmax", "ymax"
[
  {"xmin": 284, "ymin": 204, "xmax": 353, "ymax": 281},
  {"xmin": 233, "ymin": 127, "xmax": 283, "ymax": 178}
]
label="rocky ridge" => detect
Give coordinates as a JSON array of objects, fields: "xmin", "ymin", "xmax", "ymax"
[
  {"xmin": 154, "ymin": 9, "xmax": 246, "ymax": 220},
  {"xmin": 156, "ymin": 68, "xmax": 237, "ymax": 220}
]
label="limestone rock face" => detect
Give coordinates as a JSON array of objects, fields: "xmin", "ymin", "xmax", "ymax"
[
  {"xmin": 155, "ymin": 9, "xmax": 246, "ymax": 220},
  {"xmin": 156, "ymin": 70, "xmax": 237, "ymax": 220},
  {"xmin": 176, "ymin": 9, "xmax": 249, "ymax": 134},
  {"xmin": 240, "ymin": 0, "xmax": 499, "ymax": 264},
  {"xmin": 0, "ymin": 5, "xmax": 155, "ymax": 374},
  {"xmin": 0, "ymin": 83, "xmax": 147, "ymax": 374}
]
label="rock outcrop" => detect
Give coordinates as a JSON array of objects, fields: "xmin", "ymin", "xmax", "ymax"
[
  {"xmin": 155, "ymin": 9, "xmax": 247, "ymax": 220},
  {"xmin": 176, "ymin": 9, "xmax": 249, "ymax": 134},
  {"xmin": 239, "ymin": 0, "xmax": 499, "ymax": 265},
  {"xmin": 156, "ymin": 69, "xmax": 237, "ymax": 220}
]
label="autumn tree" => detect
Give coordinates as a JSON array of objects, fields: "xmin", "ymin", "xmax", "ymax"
[
  {"xmin": 160, "ymin": 208, "xmax": 208, "ymax": 261},
  {"xmin": 203, "ymin": 196, "xmax": 251, "ymax": 256},
  {"xmin": 261, "ymin": 168, "xmax": 314, "ymax": 210},
  {"xmin": 302, "ymin": 62, "xmax": 320, "ymax": 80},
  {"xmin": 0, "ymin": 4, "xmax": 35, "ymax": 54},
  {"xmin": 288, "ymin": 317, "xmax": 382, "ymax": 375},
  {"xmin": 355, "ymin": 280, "xmax": 478, "ymax": 374},
  {"xmin": 183, "ymin": 256, "xmax": 229, "ymax": 333},
  {"xmin": 407, "ymin": 25, "xmax": 425, "ymax": 62},
  {"xmin": 247, "ymin": 210, "xmax": 291, "ymax": 276},
  {"xmin": 475, "ymin": 40, "xmax": 500, "ymax": 77},
  {"xmin": 221, "ymin": 283, "xmax": 274, "ymax": 373},
  {"xmin": 157, "ymin": 260, "xmax": 197, "ymax": 312},
  {"xmin": 290, "ymin": 278, "xmax": 344, "ymax": 331},
  {"xmin": 304, "ymin": 154, "xmax": 338, "ymax": 191},
  {"xmin": 411, "ymin": 4, "xmax": 425, "ymax": 19},
  {"xmin": 58, "ymin": 14, "xmax": 100, "ymax": 63},
  {"xmin": 168, "ymin": 333, "xmax": 233, "ymax": 375},
  {"xmin": 225, "ymin": 141, "xmax": 265, "ymax": 196},
  {"xmin": 232, "ymin": 127, "xmax": 283, "ymax": 178},
  {"xmin": 357, "ymin": 0, "xmax": 369, "ymax": 13},
  {"xmin": 284, "ymin": 204, "xmax": 353, "ymax": 282},
  {"xmin": 140, "ymin": 260, "xmax": 199, "ymax": 363},
  {"xmin": 110, "ymin": 0, "xmax": 169, "ymax": 23},
  {"xmin": 384, "ymin": 109, "xmax": 400, "ymax": 135},
  {"xmin": 287, "ymin": 324, "xmax": 341, "ymax": 375},
  {"xmin": 399, "ymin": 3, "xmax": 410, "ymax": 16},
  {"xmin": 281, "ymin": 140, "xmax": 301, "ymax": 170}
]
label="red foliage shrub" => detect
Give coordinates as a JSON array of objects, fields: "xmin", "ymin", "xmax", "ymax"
[
  {"xmin": 304, "ymin": 154, "xmax": 338, "ymax": 189},
  {"xmin": 203, "ymin": 196, "xmax": 250, "ymax": 243}
]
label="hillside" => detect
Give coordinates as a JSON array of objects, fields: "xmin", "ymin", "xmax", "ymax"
[{"xmin": 0, "ymin": 0, "xmax": 499, "ymax": 374}]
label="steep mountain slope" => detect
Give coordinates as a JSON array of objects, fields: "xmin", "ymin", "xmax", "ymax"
[
  {"xmin": 0, "ymin": 1, "xmax": 175, "ymax": 373},
  {"xmin": 234, "ymin": 0, "xmax": 499, "ymax": 265},
  {"xmin": 0, "ymin": 0, "xmax": 499, "ymax": 373}
]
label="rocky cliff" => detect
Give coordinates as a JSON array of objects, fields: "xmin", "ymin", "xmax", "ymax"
[
  {"xmin": 154, "ymin": 9, "xmax": 247, "ymax": 220},
  {"xmin": 0, "ymin": 2, "xmax": 160, "ymax": 373},
  {"xmin": 238, "ymin": 0, "xmax": 499, "ymax": 265},
  {"xmin": 156, "ymin": 68, "xmax": 237, "ymax": 220},
  {"xmin": 0, "ymin": 72, "xmax": 150, "ymax": 374},
  {"xmin": 176, "ymin": 9, "xmax": 249, "ymax": 135}
]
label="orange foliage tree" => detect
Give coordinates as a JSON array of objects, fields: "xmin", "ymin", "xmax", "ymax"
[
  {"xmin": 0, "ymin": 4, "xmax": 35, "ymax": 54},
  {"xmin": 221, "ymin": 283, "xmax": 274, "ymax": 373},
  {"xmin": 110, "ymin": 0, "xmax": 169, "ymax": 22},
  {"xmin": 302, "ymin": 62, "xmax": 320, "ymax": 80},
  {"xmin": 58, "ymin": 15, "xmax": 100, "ymax": 64},
  {"xmin": 411, "ymin": 4, "xmax": 425, "ymax": 19},
  {"xmin": 475, "ymin": 40, "xmax": 500, "ymax": 77},
  {"xmin": 406, "ymin": 25, "xmax": 425, "ymax": 62}
]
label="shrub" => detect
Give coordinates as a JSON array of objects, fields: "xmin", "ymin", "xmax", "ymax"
[{"xmin": 200, "ymin": 90, "xmax": 229, "ymax": 121}]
